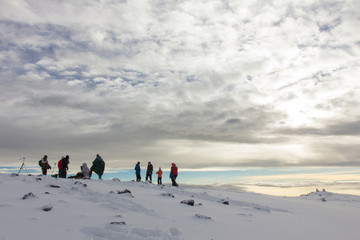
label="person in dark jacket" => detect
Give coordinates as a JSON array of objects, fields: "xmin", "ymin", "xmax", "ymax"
[
  {"xmin": 39, "ymin": 155, "xmax": 51, "ymax": 175},
  {"xmin": 90, "ymin": 154, "xmax": 105, "ymax": 179},
  {"xmin": 146, "ymin": 161, "xmax": 153, "ymax": 183},
  {"xmin": 60, "ymin": 155, "xmax": 70, "ymax": 178},
  {"xmin": 135, "ymin": 161, "xmax": 141, "ymax": 182},
  {"xmin": 170, "ymin": 163, "xmax": 178, "ymax": 186}
]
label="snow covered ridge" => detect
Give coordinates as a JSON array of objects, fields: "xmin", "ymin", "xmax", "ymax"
[
  {"xmin": 1, "ymin": 174, "xmax": 360, "ymax": 240},
  {"xmin": 300, "ymin": 188, "xmax": 360, "ymax": 203}
]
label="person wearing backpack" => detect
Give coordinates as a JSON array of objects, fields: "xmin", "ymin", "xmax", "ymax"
[{"xmin": 39, "ymin": 155, "xmax": 51, "ymax": 175}]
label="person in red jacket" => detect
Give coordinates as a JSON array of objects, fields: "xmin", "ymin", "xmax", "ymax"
[
  {"xmin": 57, "ymin": 156, "xmax": 69, "ymax": 178},
  {"xmin": 156, "ymin": 167, "xmax": 163, "ymax": 185},
  {"xmin": 60, "ymin": 155, "xmax": 70, "ymax": 178},
  {"xmin": 170, "ymin": 163, "xmax": 178, "ymax": 186},
  {"xmin": 57, "ymin": 158, "xmax": 63, "ymax": 177}
]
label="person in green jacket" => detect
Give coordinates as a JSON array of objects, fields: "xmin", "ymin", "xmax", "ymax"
[{"xmin": 90, "ymin": 154, "xmax": 105, "ymax": 179}]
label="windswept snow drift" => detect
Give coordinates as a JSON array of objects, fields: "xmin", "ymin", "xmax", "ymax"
[{"xmin": 0, "ymin": 174, "xmax": 359, "ymax": 240}]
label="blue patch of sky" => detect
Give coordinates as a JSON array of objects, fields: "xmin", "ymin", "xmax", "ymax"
[
  {"xmin": 21, "ymin": 45, "xmax": 57, "ymax": 63},
  {"xmin": 121, "ymin": 77, "xmax": 145, "ymax": 87},
  {"xmin": 224, "ymin": 84, "xmax": 235, "ymax": 92},
  {"xmin": 319, "ymin": 24, "xmax": 331, "ymax": 32},
  {"xmin": 186, "ymin": 75, "xmax": 200, "ymax": 83},
  {"xmin": 34, "ymin": 65, "xmax": 90, "ymax": 83},
  {"xmin": 0, "ymin": 20, "xmax": 73, "ymax": 45}
]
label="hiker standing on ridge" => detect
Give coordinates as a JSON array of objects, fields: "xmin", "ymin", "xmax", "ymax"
[
  {"xmin": 146, "ymin": 161, "xmax": 153, "ymax": 183},
  {"xmin": 39, "ymin": 155, "xmax": 51, "ymax": 175},
  {"xmin": 170, "ymin": 163, "xmax": 178, "ymax": 186},
  {"xmin": 156, "ymin": 167, "xmax": 163, "ymax": 185},
  {"xmin": 57, "ymin": 157, "xmax": 63, "ymax": 177},
  {"xmin": 90, "ymin": 154, "xmax": 105, "ymax": 179},
  {"xmin": 135, "ymin": 161, "xmax": 141, "ymax": 182},
  {"xmin": 60, "ymin": 155, "xmax": 70, "ymax": 178}
]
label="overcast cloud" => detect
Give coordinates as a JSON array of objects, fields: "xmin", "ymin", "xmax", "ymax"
[{"xmin": 0, "ymin": 0, "xmax": 359, "ymax": 169}]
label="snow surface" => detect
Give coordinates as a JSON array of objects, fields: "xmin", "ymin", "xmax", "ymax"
[{"xmin": 0, "ymin": 173, "xmax": 360, "ymax": 240}]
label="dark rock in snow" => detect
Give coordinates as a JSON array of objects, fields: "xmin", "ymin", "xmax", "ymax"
[
  {"xmin": 195, "ymin": 214, "xmax": 211, "ymax": 220},
  {"xmin": 11, "ymin": 173, "xmax": 19, "ymax": 177},
  {"xmin": 322, "ymin": 198, "xmax": 326, "ymax": 202},
  {"xmin": 41, "ymin": 204, "xmax": 53, "ymax": 211},
  {"xmin": 36, "ymin": 178, "xmax": 42, "ymax": 181},
  {"xmin": 180, "ymin": 199, "xmax": 195, "ymax": 206},
  {"xmin": 74, "ymin": 181, "xmax": 87, "ymax": 188},
  {"xmin": 219, "ymin": 199, "xmax": 229, "ymax": 205},
  {"xmin": 45, "ymin": 192, "xmax": 50, "ymax": 194},
  {"xmin": 49, "ymin": 184, "xmax": 60, "ymax": 188},
  {"xmin": 116, "ymin": 189, "xmax": 134, "ymax": 197},
  {"xmin": 23, "ymin": 192, "xmax": 37, "ymax": 200},
  {"xmin": 161, "ymin": 193, "xmax": 175, "ymax": 198},
  {"xmin": 110, "ymin": 221, "xmax": 126, "ymax": 225},
  {"xmin": 118, "ymin": 189, "xmax": 131, "ymax": 194}
]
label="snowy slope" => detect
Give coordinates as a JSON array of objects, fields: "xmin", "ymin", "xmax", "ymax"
[{"xmin": 0, "ymin": 173, "xmax": 359, "ymax": 240}]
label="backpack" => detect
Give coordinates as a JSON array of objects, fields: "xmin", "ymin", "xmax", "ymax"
[{"xmin": 38, "ymin": 160, "xmax": 42, "ymax": 167}]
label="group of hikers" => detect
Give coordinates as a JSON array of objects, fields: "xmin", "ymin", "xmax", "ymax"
[
  {"xmin": 38, "ymin": 154, "xmax": 105, "ymax": 179},
  {"xmin": 38, "ymin": 154, "xmax": 179, "ymax": 186},
  {"xmin": 135, "ymin": 161, "xmax": 179, "ymax": 186}
]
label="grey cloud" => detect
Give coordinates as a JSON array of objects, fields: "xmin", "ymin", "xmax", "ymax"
[
  {"xmin": 327, "ymin": 120, "xmax": 360, "ymax": 136},
  {"xmin": 226, "ymin": 118, "xmax": 242, "ymax": 125},
  {"xmin": 274, "ymin": 119, "xmax": 360, "ymax": 137},
  {"xmin": 0, "ymin": 0, "xmax": 359, "ymax": 169}
]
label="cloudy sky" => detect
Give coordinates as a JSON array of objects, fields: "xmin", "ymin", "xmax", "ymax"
[{"xmin": 0, "ymin": 0, "xmax": 359, "ymax": 169}]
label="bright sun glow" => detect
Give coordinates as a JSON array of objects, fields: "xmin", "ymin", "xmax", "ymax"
[{"xmin": 277, "ymin": 96, "xmax": 313, "ymax": 127}]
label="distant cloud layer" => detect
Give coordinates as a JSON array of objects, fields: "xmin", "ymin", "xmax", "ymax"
[{"xmin": 0, "ymin": 0, "xmax": 359, "ymax": 169}]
